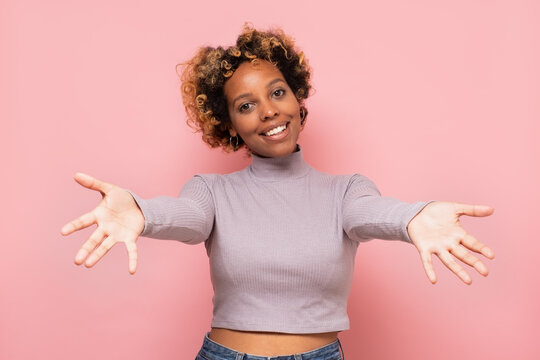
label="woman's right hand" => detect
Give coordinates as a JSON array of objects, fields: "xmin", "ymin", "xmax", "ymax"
[{"xmin": 60, "ymin": 172, "xmax": 145, "ymax": 274}]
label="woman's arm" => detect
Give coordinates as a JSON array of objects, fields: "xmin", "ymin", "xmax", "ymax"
[
  {"xmin": 125, "ymin": 175, "xmax": 215, "ymax": 245},
  {"xmin": 60, "ymin": 173, "xmax": 214, "ymax": 274},
  {"xmin": 342, "ymin": 174, "xmax": 495, "ymax": 284},
  {"xmin": 342, "ymin": 173, "xmax": 434, "ymax": 243}
]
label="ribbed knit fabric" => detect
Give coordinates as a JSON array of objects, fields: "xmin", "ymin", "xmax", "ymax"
[{"xmin": 126, "ymin": 145, "xmax": 434, "ymax": 333}]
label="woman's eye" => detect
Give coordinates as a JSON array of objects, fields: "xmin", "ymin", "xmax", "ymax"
[
  {"xmin": 239, "ymin": 103, "xmax": 252, "ymax": 112},
  {"xmin": 273, "ymin": 89, "xmax": 285, "ymax": 97}
]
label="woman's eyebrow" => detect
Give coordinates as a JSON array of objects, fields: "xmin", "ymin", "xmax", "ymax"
[
  {"xmin": 266, "ymin": 78, "xmax": 286, "ymax": 88},
  {"xmin": 232, "ymin": 78, "xmax": 286, "ymax": 106}
]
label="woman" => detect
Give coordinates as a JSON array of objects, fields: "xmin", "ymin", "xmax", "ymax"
[{"xmin": 60, "ymin": 24, "xmax": 495, "ymax": 360}]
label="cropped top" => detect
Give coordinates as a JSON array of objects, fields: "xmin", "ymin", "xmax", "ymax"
[{"xmin": 126, "ymin": 145, "xmax": 433, "ymax": 333}]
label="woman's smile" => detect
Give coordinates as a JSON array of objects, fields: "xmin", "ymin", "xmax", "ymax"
[{"xmin": 260, "ymin": 121, "xmax": 290, "ymax": 139}]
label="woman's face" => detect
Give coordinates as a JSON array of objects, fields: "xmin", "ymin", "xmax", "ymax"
[{"xmin": 224, "ymin": 60, "xmax": 304, "ymax": 158}]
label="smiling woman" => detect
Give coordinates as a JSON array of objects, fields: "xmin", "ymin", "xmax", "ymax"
[{"xmin": 61, "ymin": 22, "xmax": 495, "ymax": 360}]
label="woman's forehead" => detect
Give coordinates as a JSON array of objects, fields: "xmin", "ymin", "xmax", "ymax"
[{"xmin": 224, "ymin": 60, "xmax": 285, "ymax": 96}]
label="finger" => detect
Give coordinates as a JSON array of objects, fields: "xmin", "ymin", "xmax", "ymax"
[
  {"xmin": 74, "ymin": 227, "xmax": 106, "ymax": 265},
  {"xmin": 454, "ymin": 203, "xmax": 494, "ymax": 217},
  {"xmin": 85, "ymin": 235, "xmax": 117, "ymax": 268},
  {"xmin": 125, "ymin": 240, "xmax": 138, "ymax": 275},
  {"xmin": 461, "ymin": 233, "xmax": 495, "ymax": 259},
  {"xmin": 61, "ymin": 212, "xmax": 96, "ymax": 236},
  {"xmin": 73, "ymin": 172, "xmax": 115, "ymax": 197},
  {"xmin": 449, "ymin": 244, "xmax": 488, "ymax": 276},
  {"xmin": 437, "ymin": 250, "xmax": 472, "ymax": 285},
  {"xmin": 420, "ymin": 251, "xmax": 437, "ymax": 284}
]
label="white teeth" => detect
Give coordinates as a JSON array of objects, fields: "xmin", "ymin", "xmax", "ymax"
[{"xmin": 264, "ymin": 124, "xmax": 286, "ymax": 136}]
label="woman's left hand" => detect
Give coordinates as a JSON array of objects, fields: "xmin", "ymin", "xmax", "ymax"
[{"xmin": 406, "ymin": 201, "xmax": 495, "ymax": 285}]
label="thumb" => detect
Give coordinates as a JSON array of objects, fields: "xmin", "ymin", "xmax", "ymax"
[
  {"xmin": 73, "ymin": 172, "xmax": 114, "ymax": 196},
  {"xmin": 454, "ymin": 203, "xmax": 494, "ymax": 217}
]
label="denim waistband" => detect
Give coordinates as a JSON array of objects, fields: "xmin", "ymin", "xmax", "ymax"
[{"xmin": 197, "ymin": 332, "xmax": 345, "ymax": 360}]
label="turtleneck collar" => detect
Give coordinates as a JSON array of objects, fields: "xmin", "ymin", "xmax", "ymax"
[{"xmin": 248, "ymin": 144, "xmax": 311, "ymax": 181}]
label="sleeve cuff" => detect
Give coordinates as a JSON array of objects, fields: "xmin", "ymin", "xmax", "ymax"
[{"xmin": 125, "ymin": 189, "xmax": 150, "ymax": 237}]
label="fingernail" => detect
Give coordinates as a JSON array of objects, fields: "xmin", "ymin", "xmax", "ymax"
[{"xmin": 85, "ymin": 255, "xmax": 94, "ymax": 266}]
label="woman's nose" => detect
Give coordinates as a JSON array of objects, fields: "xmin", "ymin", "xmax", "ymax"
[{"xmin": 260, "ymin": 101, "xmax": 279, "ymax": 121}]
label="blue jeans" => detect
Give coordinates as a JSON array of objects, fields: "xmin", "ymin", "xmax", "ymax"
[{"xmin": 195, "ymin": 332, "xmax": 345, "ymax": 360}]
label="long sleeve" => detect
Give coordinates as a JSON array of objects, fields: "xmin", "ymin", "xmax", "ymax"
[
  {"xmin": 343, "ymin": 173, "xmax": 435, "ymax": 243},
  {"xmin": 124, "ymin": 175, "xmax": 215, "ymax": 245}
]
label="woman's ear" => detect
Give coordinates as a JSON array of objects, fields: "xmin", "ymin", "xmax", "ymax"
[
  {"xmin": 229, "ymin": 127, "xmax": 237, "ymax": 137},
  {"xmin": 299, "ymin": 105, "xmax": 307, "ymax": 131}
]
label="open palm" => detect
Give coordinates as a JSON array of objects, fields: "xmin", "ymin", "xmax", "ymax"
[
  {"xmin": 407, "ymin": 201, "xmax": 495, "ymax": 284},
  {"xmin": 60, "ymin": 172, "xmax": 144, "ymax": 274}
]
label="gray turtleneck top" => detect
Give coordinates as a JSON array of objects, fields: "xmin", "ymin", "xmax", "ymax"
[{"xmin": 126, "ymin": 145, "xmax": 433, "ymax": 333}]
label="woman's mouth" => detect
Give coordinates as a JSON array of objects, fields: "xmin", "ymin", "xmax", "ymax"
[{"xmin": 260, "ymin": 122, "xmax": 289, "ymax": 140}]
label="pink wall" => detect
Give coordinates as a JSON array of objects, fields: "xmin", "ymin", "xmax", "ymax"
[{"xmin": 2, "ymin": 0, "xmax": 538, "ymax": 359}]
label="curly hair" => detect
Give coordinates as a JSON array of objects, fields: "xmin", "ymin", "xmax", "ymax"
[{"xmin": 177, "ymin": 23, "xmax": 312, "ymax": 154}]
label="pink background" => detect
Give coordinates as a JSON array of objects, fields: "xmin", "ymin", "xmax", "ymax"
[{"xmin": 2, "ymin": 0, "xmax": 539, "ymax": 359}]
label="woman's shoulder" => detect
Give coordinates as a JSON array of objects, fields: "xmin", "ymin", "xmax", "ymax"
[
  {"xmin": 309, "ymin": 167, "xmax": 367, "ymax": 184},
  {"xmin": 187, "ymin": 167, "xmax": 249, "ymax": 187}
]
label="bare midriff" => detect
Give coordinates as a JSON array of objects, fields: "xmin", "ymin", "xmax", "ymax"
[{"xmin": 208, "ymin": 328, "xmax": 340, "ymax": 356}]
